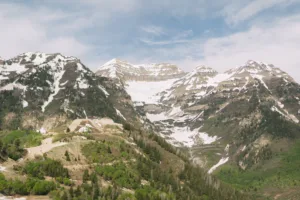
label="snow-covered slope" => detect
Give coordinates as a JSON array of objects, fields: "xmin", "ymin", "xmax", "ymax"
[{"xmin": 160, "ymin": 66, "xmax": 219, "ymax": 104}]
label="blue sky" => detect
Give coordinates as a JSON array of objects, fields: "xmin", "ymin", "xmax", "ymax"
[{"xmin": 1, "ymin": 0, "xmax": 300, "ymax": 81}]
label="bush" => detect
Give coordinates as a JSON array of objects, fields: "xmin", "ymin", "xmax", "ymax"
[
  {"xmin": 23, "ymin": 159, "xmax": 69, "ymax": 179},
  {"xmin": 0, "ymin": 173, "xmax": 56, "ymax": 196},
  {"xmin": 123, "ymin": 123, "xmax": 132, "ymax": 131},
  {"xmin": 32, "ymin": 180, "xmax": 56, "ymax": 195}
]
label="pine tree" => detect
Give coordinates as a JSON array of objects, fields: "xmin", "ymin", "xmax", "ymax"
[
  {"xmin": 93, "ymin": 184, "xmax": 100, "ymax": 200},
  {"xmin": 65, "ymin": 150, "xmax": 71, "ymax": 161},
  {"xmin": 83, "ymin": 169, "xmax": 89, "ymax": 183},
  {"xmin": 107, "ymin": 146, "xmax": 112, "ymax": 154},
  {"xmin": 69, "ymin": 186, "xmax": 74, "ymax": 198}
]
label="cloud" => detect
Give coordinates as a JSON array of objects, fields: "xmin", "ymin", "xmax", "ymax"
[
  {"xmin": 1, "ymin": 0, "xmax": 300, "ymax": 84},
  {"xmin": 131, "ymin": 13, "xmax": 300, "ymax": 83},
  {"xmin": 173, "ymin": 30, "xmax": 194, "ymax": 40},
  {"xmin": 172, "ymin": 14, "xmax": 300, "ymax": 82},
  {"xmin": 222, "ymin": 0, "xmax": 299, "ymax": 25},
  {"xmin": 140, "ymin": 29, "xmax": 194, "ymax": 45},
  {"xmin": 140, "ymin": 25, "xmax": 166, "ymax": 36},
  {"xmin": 139, "ymin": 38, "xmax": 191, "ymax": 45},
  {"xmin": 0, "ymin": 3, "xmax": 91, "ymax": 59}
]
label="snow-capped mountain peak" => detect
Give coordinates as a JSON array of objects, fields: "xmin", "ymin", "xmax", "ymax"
[
  {"xmin": 195, "ymin": 65, "xmax": 217, "ymax": 73},
  {"xmin": 226, "ymin": 60, "xmax": 275, "ymax": 75},
  {"xmin": 101, "ymin": 58, "xmax": 130, "ymax": 68},
  {"xmin": 222, "ymin": 60, "xmax": 294, "ymax": 85},
  {"xmin": 0, "ymin": 52, "xmax": 135, "ymax": 131},
  {"xmin": 96, "ymin": 59, "xmax": 186, "ymax": 82}
]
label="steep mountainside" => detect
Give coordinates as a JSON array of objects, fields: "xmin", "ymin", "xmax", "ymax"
[
  {"xmin": 97, "ymin": 59, "xmax": 300, "ymax": 199},
  {"xmin": 0, "ymin": 52, "xmax": 138, "ymax": 131},
  {"xmin": 0, "ymin": 118, "xmax": 255, "ymax": 200}
]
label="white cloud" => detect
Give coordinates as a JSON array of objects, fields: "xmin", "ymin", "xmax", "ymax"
[
  {"xmin": 77, "ymin": 0, "xmax": 138, "ymax": 12},
  {"xmin": 222, "ymin": 0, "xmax": 299, "ymax": 25},
  {"xmin": 173, "ymin": 30, "xmax": 194, "ymax": 40},
  {"xmin": 140, "ymin": 25, "xmax": 166, "ymax": 36},
  {"xmin": 168, "ymin": 14, "xmax": 300, "ymax": 82},
  {"xmin": 140, "ymin": 29, "xmax": 194, "ymax": 45},
  {"xmin": 140, "ymin": 38, "xmax": 191, "ymax": 45},
  {"xmin": 0, "ymin": 3, "xmax": 91, "ymax": 60},
  {"xmin": 1, "ymin": 0, "xmax": 300, "ymax": 84}
]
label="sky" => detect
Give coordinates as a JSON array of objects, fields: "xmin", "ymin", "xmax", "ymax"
[{"xmin": 1, "ymin": 0, "xmax": 300, "ymax": 81}]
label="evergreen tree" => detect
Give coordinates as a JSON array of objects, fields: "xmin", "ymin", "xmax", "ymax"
[
  {"xmin": 83, "ymin": 169, "xmax": 90, "ymax": 183},
  {"xmin": 65, "ymin": 150, "xmax": 71, "ymax": 161}
]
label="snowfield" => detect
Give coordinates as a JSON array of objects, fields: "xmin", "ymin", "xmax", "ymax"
[
  {"xmin": 125, "ymin": 79, "xmax": 177, "ymax": 104},
  {"xmin": 167, "ymin": 127, "xmax": 220, "ymax": 147}
]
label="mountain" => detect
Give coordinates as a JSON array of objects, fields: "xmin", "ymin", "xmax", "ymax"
[
  {"xmin": 96, "ymin": 58, "xmax": 186, "ymax": 82},
  {"xmin": 0, "ymin": 52, "xmax": 139, "ymax": 131},
  {"xmin": 98, "ymin": 58, "xmax": 300, "ymax": 199},
  {"xmin": 1, "ymin": 53, "xmax": 300, "ymax": 199},
  {"xmin": 0, "ymin": 53, "xmax": 255, "ymax": 200}
]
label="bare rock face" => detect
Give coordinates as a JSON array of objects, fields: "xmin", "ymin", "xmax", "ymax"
[{"xmin": 96, "ymin": 58, "xmax": 187, "ymax": 82}]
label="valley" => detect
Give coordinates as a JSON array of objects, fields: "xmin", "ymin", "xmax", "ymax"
[{"xmin": 0, "ymin": 53, "xmax": 300, "ymax": 199}]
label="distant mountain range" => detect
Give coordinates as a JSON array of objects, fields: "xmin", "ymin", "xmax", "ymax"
[{"xmin": 97, "ymin": 58, "xmax": 300, "ymax": 176}]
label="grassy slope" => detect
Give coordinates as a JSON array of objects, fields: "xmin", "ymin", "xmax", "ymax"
[
  {"xmin": 215, "ymin": 140, "xmax": 300, "ymax": 199},
  {"xmin": 1, "ymin": 130, "xmax": 44, "ymax": 148}
]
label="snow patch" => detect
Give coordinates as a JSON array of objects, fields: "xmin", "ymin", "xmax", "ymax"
[
  {"xmin": 241, "ymin": 145, "xmax": 247, "ymax": 152},
  {"xmin": 168, "ymin": 106, "xmax": 184, "ymax": 116},
  {"xmin": 115, "ymin": 108, "xmax": 126, "ymax": 120},
  {"xmin": 0, "ymin": 63, "xmax": 27, "ymax": 74},
  {"xmin": 146, "ymin": 113, "xmax": 169, "ymax": 122},
  {"xmin": 22, "ymin": 100, "xmax": 28, "ymax": 108},
  {"xmin": 252, "ymin": 74, "xmax": 271, "ymax": 92},
  {"xmin": 37, "ymin": 127, "xmax": 47, "ymax": 134},
  {"xmin": 208, "ymin": 157, "xmax": 229, "ymax": 174},
  {"xmin": 98, "ymin": 85, "xmax": 109, "ymax": 97},
  {"xmin": 0, "ymin": 165, "xmax": 6, "ymax": 171},
  {"xmin": 271, "ymin": 106, "xmax": 299, "ymax": 123},
  {"xmin": 41, "ymin": 70, "xmax": 65, "ymax": 112},
  {"xmin": 126, "ymin": 79, "xmax": 177, "ymax": 104},
  {"xmin": 76, "ymin": 77, "xmax": 89, "ymax": 89},
  {"xmin": 168, "ymin": 127, "xmax": 220, "ymax": 147},
  {"xmin": 83, "ymin": 109, "xmax": 88, "ymax": 119},
  {"xmin": 276, "ymin": 100, "xmax": 284, "ymax": 108},
  {"xmin": 0, "ymin": 83, "xmax": 27, "ymax": 91}
]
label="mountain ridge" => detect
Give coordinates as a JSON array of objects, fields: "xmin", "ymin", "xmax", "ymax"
[
  {"xmin": 0, "ymin": 52, "xmax": 140, "ymax": 131},
  {"xmin": 96, "ymin": 57, "xmax": 300, "ymax": 177},
  {"xmin": 96, "ymin": 58, "xmax": 186, "ymax": 82}
]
